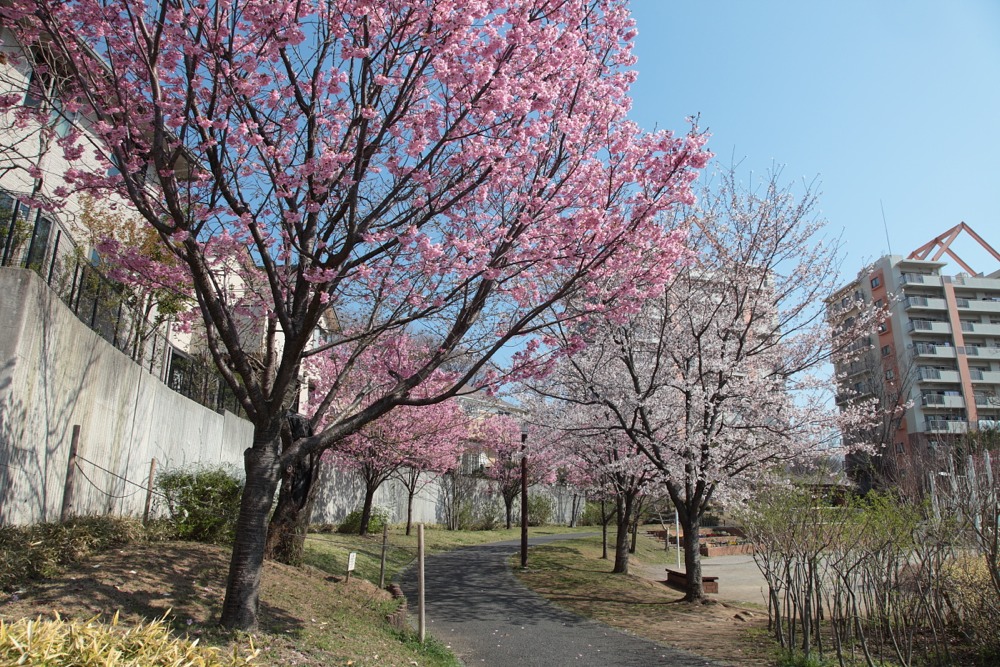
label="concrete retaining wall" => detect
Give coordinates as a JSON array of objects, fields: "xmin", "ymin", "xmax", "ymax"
[{"xmin": 0, "ymin": 269, "xmax": 250, "ymax": 525}]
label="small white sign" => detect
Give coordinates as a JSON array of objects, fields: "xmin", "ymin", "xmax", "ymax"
[{"xmin": 347, "ymin": 552, "xmax": 357, "ymax": 572}]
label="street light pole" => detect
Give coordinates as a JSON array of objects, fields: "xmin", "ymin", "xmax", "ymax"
[{"xmin": 520, "ymin": 427, "xmax": 529, "ymax": 568}]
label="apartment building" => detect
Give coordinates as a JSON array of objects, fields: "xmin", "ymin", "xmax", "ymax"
[{"xmin": 830, "ymin": 224, "xmax": 1000, "ymax": 482}]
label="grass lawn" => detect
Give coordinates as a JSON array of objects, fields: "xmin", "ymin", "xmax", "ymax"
[{"xmin": 514, "ymin": 530, "xmax": 776, "ymax": 666}]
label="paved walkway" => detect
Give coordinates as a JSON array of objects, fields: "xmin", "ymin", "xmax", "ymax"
[{"xmin": 398, "ymin": 534, "xmax": 721, "ymax": 666}]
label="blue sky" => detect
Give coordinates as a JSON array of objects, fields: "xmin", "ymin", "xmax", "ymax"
[{"xmin": 627, "ymin": 0, "xmax": 1000, "ymax": 281}]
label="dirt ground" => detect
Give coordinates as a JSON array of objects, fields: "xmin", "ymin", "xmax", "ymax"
[{"xmin": 625, "ymin": 559, "xmax": 773, "ymax": 666}]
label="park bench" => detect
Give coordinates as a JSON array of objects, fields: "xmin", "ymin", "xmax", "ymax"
[{"xmin": 665, "ymin": 568, "xmax": 718, "ymax": 594}]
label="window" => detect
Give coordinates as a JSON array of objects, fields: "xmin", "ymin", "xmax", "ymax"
[
  {"xmin": 885, "ymin": 369, "xmax": 895, "ymax": 381},
  {"xmin": 895, "ymin": 442, "xmax": 905, "ymax": 454},
  {"xmin": 22, "ymin": 69, "xmax": 51, "ymax": 108},
  {"xmin": 875, "ymin": 298, "xmax": 884, "ymax": 308},
  {"xmin": 871, "ymin": 276, "xmax": 882, "ymax": 289},
  {"xmin": 877, "ymin": 322, "xmax": 888, "ymax": 334},
  {"xmin": 882, "ymin": 345, "xmax": 892, "ymax": 357}
]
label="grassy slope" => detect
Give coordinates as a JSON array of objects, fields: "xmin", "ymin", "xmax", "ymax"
[
  {"xmin": 0, "ymin": 538, "xmax": 456, "ymax": 667},
  {"xmin": 0, "ymin": 523, "xmax": 592, "ymax": 667}
]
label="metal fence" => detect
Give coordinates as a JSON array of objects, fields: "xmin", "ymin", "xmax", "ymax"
[{"xmin": 1, "ymin": 190, "xmax": 241, "ymax": 415}]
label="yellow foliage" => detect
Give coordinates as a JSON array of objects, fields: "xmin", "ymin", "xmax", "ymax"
[{"xmin": 0, "ymin": 613, "xmax": 258, "ymax": 667}]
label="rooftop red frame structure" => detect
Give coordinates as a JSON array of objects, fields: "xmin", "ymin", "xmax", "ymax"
[{"xmin": 908, "ymin": 222, "xmax": 1000, "ymax": 276}]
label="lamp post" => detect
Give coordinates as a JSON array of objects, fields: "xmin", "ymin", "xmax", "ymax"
[{"xmin": 520, "ymin": 425, "xmax": 529, "ymax": 568}]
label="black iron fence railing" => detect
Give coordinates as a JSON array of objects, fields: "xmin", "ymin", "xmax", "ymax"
[{"xmin": 1, "ymin": 190, "xmax": 242, "ymax": 416}]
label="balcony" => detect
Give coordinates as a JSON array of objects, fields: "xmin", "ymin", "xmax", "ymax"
[
  {"xmin": 902, "ymin": 273, "xmax": 942, "ymax": 286},
  {"xmin": 962, "ymin": 322, "xmax": 1000, "ymax": 336},
  {"xmin": 923, "ymin": 420, "xmax": 969, "ymax": 434},
  {"xmin": 955, "ymin": 297, "xmax": 1000, "ymax": 314},
  {"xmin": 917, "ymin": 368, "xmax": 962, "ymax": 383},
  {"xmin": 920, "ymin": 394, "xmax": 965, "ymax": 408},
  {"xmin": 974, "ymin": 393, "xmax": 999, "ymax": 408},
  {"xmin": 962, "ymin": 345, "xmax": 1000, "ymax": 360},
  {"xmin": 951, "ymin": 275, "xmax": 1000, "ymax": 289},
  {"xmin": 914, "ymin": 343, "xmax": 956, "ymax": 358},
  {"xmin": 905, "ymin": 296, "xmax": 947, "ymax": 310},
  {"xmin": 922, "ymin": 393, "xmax": 966, "ymax": 409},
  {"xmin": 908, "ymin": 320, "xmax": 951, "ymax": 334},
  {"xmin": 968, "ymin": 369, "xmax": 1000, "ymax": 384}
]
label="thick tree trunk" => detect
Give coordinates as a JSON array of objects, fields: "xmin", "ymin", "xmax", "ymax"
[
  {"xmin": 220, "ymin": 422, "xmax": 283, "ymax": 630},
  {"xmin": 264, "ymin": 452, "xmax": 321, "ymax": 565},
  {"xmin": 504, "ymin": 496, "xmax": 514, "ymax": 530},
  {"xmin": 359, "ymin": 485, "xmax": 377, "ymax": 536},
  {"xmin": 569, "ymin": 494, "xmax": 580, "ymax": 528},
  {"xmin": 680, "ymin": 510, "xmax": 704, "ymax": 601},
  {"xmin": 264, "ymin": 412, "xmax": 318, "ymax": 565},
  {"xmin": 612, "ymin": 494, "xmax": 633, "ymax": 574}
]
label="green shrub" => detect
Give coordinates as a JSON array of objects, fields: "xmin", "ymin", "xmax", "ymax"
[
  {"xmin": 0, "ymin": 613, "xmax": 258, "ymax": 666},
  {"xmin": 578, "ymin": 500, "xmax": 609, "ymax": 526},
  {"xmin": 157, "ymin": 465, "xmax": 243, "ymax": 543},
  {"xmin": 0, "ymin": 517, "xmax": 153, "ymax": 591},
  {"xmin": 526, "ymin": 494, "xmax": 553, "ymax": 526},
  {"xmin": 336, "ymin": 505, "xmax": 392, "ymax": 534},
  {"xmin": 471, "ymin": 496, "xmax": 504, "ymax": 531}
]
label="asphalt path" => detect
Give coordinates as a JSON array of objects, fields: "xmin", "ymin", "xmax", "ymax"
[{"xmin": 398, "ymin": 533, "xmax": 721, "ymax": 666}]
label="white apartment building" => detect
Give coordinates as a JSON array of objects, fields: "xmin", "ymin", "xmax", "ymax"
[{"xmin": 830, "ymin": 224, "xmax": 1000, "ymax": 479}]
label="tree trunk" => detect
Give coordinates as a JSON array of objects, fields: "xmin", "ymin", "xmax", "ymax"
[
  {"xmin": 612, "ymin": 494, "xmax": 633, "ymax": 574},
  {"xmin": 359, "ymin": 484, "xmax": 377, "ymax": 536},
  {"xmin": 264, "ymin": 452, "xmax": 321, "ymax": 565},
  {"xmin": 680, "ymin": 510, "xmax": 704, "ymax": 601},
  {"xmin": 264, "ymin": 412, "xmax": 318, "ymax": 565},
  {"xmin": 600, "ymin": 498, "xmax": 608, "ymax": 560},
  {"xmin": 504, "ymin": 496, "xmax": 514, "ymax": 530},
  {"xmin": 405, "ymin": 485, "xmax": 416, "ymax": 536},
  {"xmin": 569, "ymin": 493, "xmax": 580, "ymax": 528},
  {"xmin": 220, "ymin": 422, "xmax": 283, "ymax": 630}
]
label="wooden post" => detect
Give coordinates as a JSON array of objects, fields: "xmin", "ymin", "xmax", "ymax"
[
  {"xmin": 418, "ymin": 523, "xmax": 426, "ymax": 643},
  {"xmin": 520, "ymin": 432, "xmax": 528, "ymax": 568},
  {"xmin": 378, "ymin": 522, "xmax": 389, "ymax": 589},
  {"xmin": 143, "ymin": 458, "xmax": 158, "ymax": 524},
  {"xmin": 60, "ymin": 425, "xmax": 81, "ymax": 522},
  {"xmin": 675, "ymin": 509, "xmax": 681, "ymax": 570}
]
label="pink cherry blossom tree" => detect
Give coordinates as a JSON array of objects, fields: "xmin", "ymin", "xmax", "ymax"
[
  {"xmin": 335, "ymin": 398, "xmax": 467, "ymax": 536},
  {"xmin": 294, "ymin": 332, "xmax": 465, "ymax": 539},
  {"xmin": 391, "ymin": 402, "xmax": 468, "ymax": 536},
  {"xmin": 1, "ymin": 0, "xmax": 709, "ymax": 629},
  {"xmin": 473, "ymin": 414, "xmax": 558, "ymax": 529},
  {"xmin": 540, "ymin": 168, "xmax": 884, "ymax": 601}
]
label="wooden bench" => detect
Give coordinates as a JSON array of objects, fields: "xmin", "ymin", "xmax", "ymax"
[{"xmin": 665, "ymin": 568, "xmax": 718, "ymax": 594}]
